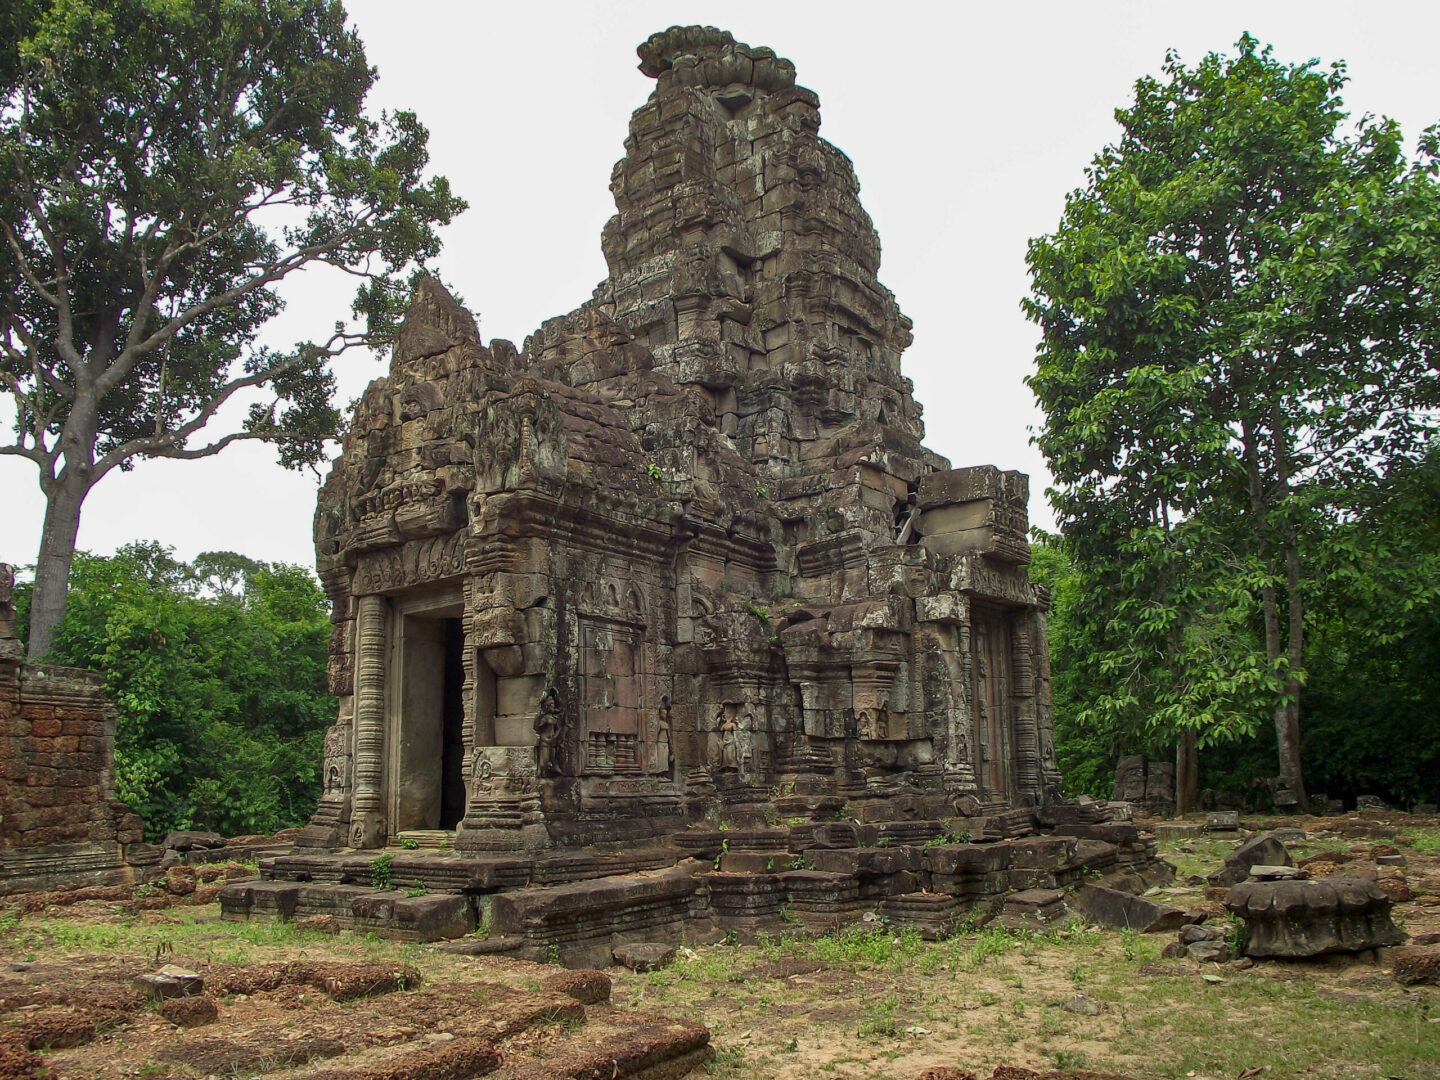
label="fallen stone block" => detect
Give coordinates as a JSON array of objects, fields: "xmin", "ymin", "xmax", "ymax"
[
  {"xmin": 1060, "ymin": 993, "xmax": 1103, "ymax": 1016},
  {"xmin": 134, "ymin": 964, "xmax": 203, "ymax": 999},
  {"xmin": 612, "ymin": 942, "xmax": 678, "ymax": 972},
  {"xmin": 542, "ymin": 968, "xmax": 612, "ymax": 1003},
  {"xmin": 1072, "ymin": 884, "xmax": 1186, "ymax": 933},
  {"xmin": 1179, "ymin": 923, "xmax": 1224, "ymax": 945},
  {"xmin": 1391, "ymin": 946, "xmax": 1440, "ymax": 985},
  {"xmin": 998, "ymin": 887, "xmax": 1068, "ymax": 931},
  {"xmin": 1207, "ymin": 832, "xmax": 1293, "ymax": 888},
  {"xmin": 162, "ymin": 830, "xmax": 225, "ymax": 852},
  {"xmin": 1225, "ymin": 877, "xmax": 1406, "ymax": 957},
  {"xmin": 1186, "ymin": 940, "xmax": 1232, "ymax": 963}
]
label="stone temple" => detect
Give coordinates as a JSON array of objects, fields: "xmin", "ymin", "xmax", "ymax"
[
  {"xmin": 300, "ymin": 24, "xmax": 1059, "ymax": 854},
  {"xmin": 224, "ymin": 28, "xmax": 1158, "ymax": 958}
]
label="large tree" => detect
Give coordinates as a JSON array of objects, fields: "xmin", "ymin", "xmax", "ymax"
[
  {"xmin": 0, "ymin": 0, "xmax": 465, "ymax": 657},
  {"xmin": 1024, "ymin": 35, "xmax": 1440, "ymax": 809}
]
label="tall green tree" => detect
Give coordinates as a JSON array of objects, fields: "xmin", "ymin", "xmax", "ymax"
[
  {"xmin": 0, "ymin": 0, "xmax": 465, "ymax": 658},
  {"xmin": 1025, "ymin": 35, "xmax": 1440, "ymax": 808}
]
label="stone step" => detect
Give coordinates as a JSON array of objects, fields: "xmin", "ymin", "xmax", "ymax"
[
  {"xmin": 218, "ymin": 878, "xmax": 475, "ymax": 940},
  {"xmin": 391, "ymin": 830, "xmax": 453, "ymax": 849}
]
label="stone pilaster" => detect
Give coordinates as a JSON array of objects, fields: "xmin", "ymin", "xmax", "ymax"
[{"xmin": 349, "ymin": 593, "xmax": 388, "ymax": 848}]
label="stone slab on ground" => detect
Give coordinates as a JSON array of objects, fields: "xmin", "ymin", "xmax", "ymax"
[
  {"xmin": 611, "ymin": 943, "xmax": 678, "ymax": 973},
  {"xmin": 1391, "ymin": 946, "xmax": 1440, "ymax": 985},
  {"xmin": 1072, "ymin": 884, "xmax": 1186, "ymax": 933},
  {"xmin": 133, "ymin": 965, "xmax": 203, "ymax": 1000}
]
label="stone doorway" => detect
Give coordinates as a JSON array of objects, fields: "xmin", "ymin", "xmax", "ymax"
[
  {"xmin": 972, "ymin": 606, "xmax": 1014, "ymax": 806},
  {"xmin": 388, "ymin": 596, "xmax": 470, "ymax": 834}
]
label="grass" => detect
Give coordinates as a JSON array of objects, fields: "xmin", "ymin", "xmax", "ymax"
[
  {"xmin": 1403, "ymin": 827, "xmax": 1440, "ymax": 854},
  {"xmin": 609, "ymin": 897, "xmax": 1440, "ymax": 1080}
]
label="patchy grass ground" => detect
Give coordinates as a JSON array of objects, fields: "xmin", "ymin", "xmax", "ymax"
[{"xmin": 2, "ymin": 817, "xmax": 1438, "ymax": 1080}]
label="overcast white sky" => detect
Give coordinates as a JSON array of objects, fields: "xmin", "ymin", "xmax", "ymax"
[{"xmin": 4, "ymin": 1, "xmax": 1438, "ymax": 575}]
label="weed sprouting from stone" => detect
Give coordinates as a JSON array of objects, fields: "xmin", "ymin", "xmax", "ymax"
[{"xmin": 370, "ymin": 854, "xmax": 393, "ymax": 889}]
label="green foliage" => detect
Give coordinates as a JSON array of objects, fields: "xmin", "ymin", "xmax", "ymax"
[
  {"xmin": 405, "ymin": 880, "xmax": 426, "ymax": 898},
  {"xmin": 399, "ymin": 837, "xmax": 420, "ymax": 850},
  {"xmin": 370, "ymin": 854, "xmax": 393, "ymax": 889},
  {"xmin": 858, "ymin": 992, "xmax": 901, "ymax": 1038},
  {"xmin": 22, "ymin": 542, "xmax": 334, "ymax": 840},
  {"xmin": 1025, "ymin": 35, "xmax": 1440, "ymax": 798},
  {"xmin": 1, "ymin": 0, "xmax": 465, "ymax": 656}
]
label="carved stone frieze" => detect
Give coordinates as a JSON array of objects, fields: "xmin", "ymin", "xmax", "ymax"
[{"xmin": 353, "ymin": 531, "xmax": 468, "ymax": 596}]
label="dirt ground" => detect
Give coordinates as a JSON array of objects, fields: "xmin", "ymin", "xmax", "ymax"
[{"xmin": 1, "ymin": 813, "xmax": 1437, "ymax": 1080}]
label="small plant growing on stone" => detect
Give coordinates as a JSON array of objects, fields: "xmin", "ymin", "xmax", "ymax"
[
  {"xmin": 1223, "ymin": 913, "xmax": 1249, "ymax": 956},
  {"xmin": 746, "ymin": 599, "xmax": 771, "ymax": 622},
  {"xmin": 787, "ymin": 854, "xmax": 807, "ymax": 870},
  {"xmin": 399, "ymin": 836, "xmax": 420, "ymax": 850},
  {"xmin": 405, "ymin": 880, "xmax": 427, "ymax": 897},
  {"xmin": 754, "ymin": 483, "xmax": 767, "ymax": 498},
  {"xmin": 645, "ymin": 462, "xmax": 663, "ymax": 480},
  {"xmin": 713, "ymin": 837, "xmax": 730, "ymax": 870},
  {"xmin": 370, "ymin": 854, "xmax": 394, "ymax": 889}
]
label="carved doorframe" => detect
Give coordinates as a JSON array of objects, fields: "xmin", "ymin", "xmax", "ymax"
[{"xmin": 384, "ymin": 587, "xmax": 465, "ymax": 836}]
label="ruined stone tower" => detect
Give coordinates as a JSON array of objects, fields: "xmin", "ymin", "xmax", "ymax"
[{"xmin": 300, "ymin": 26, "xmax": 1061, "ymax": 854}]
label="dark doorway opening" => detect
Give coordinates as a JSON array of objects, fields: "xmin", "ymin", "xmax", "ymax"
[
  {"xmin": 440, "ymin": 617, "xmax": 466, "ymax": 829},
  {"xmin": 393, "ymin": 605, "xmax": 468, "ymax": 835}
]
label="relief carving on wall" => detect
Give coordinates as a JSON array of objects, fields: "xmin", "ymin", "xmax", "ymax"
[{"xmin": 353, "ymin": 531, "xmax": 467, "ymax": 595}]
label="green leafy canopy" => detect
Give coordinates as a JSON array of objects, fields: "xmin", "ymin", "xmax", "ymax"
[
  {"xmin": 17, "ymin": 542, "xmax": 336, "ymax": 839},
  {"xmin": 1, "ymin": 0, "xmax": 465, "ymax": 658},
  {"xmin": 1024, "ymin": 33, "xmax": 1440, "ymax": 797}
]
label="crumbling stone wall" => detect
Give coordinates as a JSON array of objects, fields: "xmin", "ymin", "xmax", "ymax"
[
  {"xmin": 0, "ymin": 564, "xmax": 157, "ymax": 893},
  {"xmin": 1111, "ymin": 754, "xmax": 1176, "ymax": 817}
]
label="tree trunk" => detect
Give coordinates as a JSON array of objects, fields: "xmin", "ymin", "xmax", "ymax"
[
  {"xmin": 1270, "ymin": 405, "xmax": 1306, "ymax": 812},
  {"xmin": 1276, "ymin": 541, "xmax": 1307, "ymax": 809},
  {"xmin": 1175, "ymin": 727, "xmax": 1199, "ymax": 816},
  {"xmin": 25, "ymin": 475, "xmax": 89, "ymax": 660}
]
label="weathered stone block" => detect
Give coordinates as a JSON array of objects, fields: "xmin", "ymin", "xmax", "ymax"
[
  {"xmin": 1072, "ymin": 884, "xmax": 1187, "ymax": 933},
  {"xmin": 1226, "ymin": 877, "xmax": 1406, "ymax": 957},
  {"xmin": 1207, "ymin": 832, "xmax": 1294, "ymax": 888}
]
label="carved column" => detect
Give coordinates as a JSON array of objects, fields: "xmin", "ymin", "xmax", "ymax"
[
  {"xmin": 350, "ymin": 593, "xmax": 388, "ymax": 848},
  {"xmin": 1009, "ymin": 613, "xmax": 1041, "ymax": 804}
]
